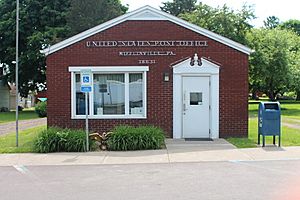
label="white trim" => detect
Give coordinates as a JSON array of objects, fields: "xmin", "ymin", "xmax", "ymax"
[
  {"xmin": 41, "ymin": 6, "xmax": 252, "ymax": 56},
  {"xmin": 143, "ymin": 71, "xmax": 147, "ymax": 118},
  {"xmin": 173, "ymin": 57, "xmax": 220, "ymax": 139},
  {"xmin": 71, "ymin": 72, "xmax": 75, "ymax": 118},
  {"xmin": 69, "ymin": 66, "xmax": 149, "ymax": 72},
  {"xmin": 125, "ymin": 73, "xmax": 129, "ymax": 116},
  {"xmin": 70, "ymin": 68, "xmax": 148, "ymax": 119}
]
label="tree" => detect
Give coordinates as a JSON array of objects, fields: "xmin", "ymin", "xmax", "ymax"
[
  {"xmin": 280, "ymin": 19, "xmax": 300, "ymax": 35},
  {"xmin": 0, "ymin": 0, "xmax": 71, "ymax": 96},
  {"xmin": 263, "ymin": 16, "xmax": 280, "ymax": 29},
  {"xmin": 67, "ymin": 0, "xmax": 128, "ymax": 35},
  {"xmin": 279, "ymin": 19, "xmax": 300, "ymax": 100},
  {"xmin": 287, "ymin": 36, "xmax": 300, "ymax": 100},
  {"xmin": 179, "ymin": 3, "xmax": 255, "ymax": 44},
  {"xmin": 160, "ymin": 0, "xmax": 197, "ymax": 16},
  {"xmin": 246, "ymin": 28, "xmax": 298, "ymax": 101}
]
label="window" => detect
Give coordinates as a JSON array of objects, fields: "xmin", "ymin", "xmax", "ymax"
[
  {"xmin": 129, "ymin": 73, "xmax": 143, "ymax": 115},
  {"xmin": 190, "ymin": 92, "xmax": 202, "ymax": 105},
  {"xmin": 75, "ymin": 74, "xmax": 90, "ymax": 115},
  {"xmin": 93, "ymin": 74, "xmax": 125, "ymax": 115},
  {"xmin": 70, "ymin": 67, "xmax": 148, "ymax": 119}
]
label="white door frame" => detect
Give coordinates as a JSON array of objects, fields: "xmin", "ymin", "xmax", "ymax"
[{"xmin": 172, "ymin": 57, "xmax": 220, "ymax": 139}]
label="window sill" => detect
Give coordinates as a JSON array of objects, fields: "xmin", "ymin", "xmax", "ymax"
[{"xmin": 71, "ymin": 115, "xmax": 147, "ymax": 120}]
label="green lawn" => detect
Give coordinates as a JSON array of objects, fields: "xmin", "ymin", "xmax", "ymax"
[
  {"xmin": 0, "ymin": 110, "xmax": 39, "ymax": 124},
  {"xmin": 228, "ymin": 100, "xmax": 300, "ymax": 148},
  {"xmin": 249, "ymin": 100, "xmax": 300, "ymax": 119},
  {"xmin": 0, "ymin": 125, "xmax": 46, "ymax": 153}
]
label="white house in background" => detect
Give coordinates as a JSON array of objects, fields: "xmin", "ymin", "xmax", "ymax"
[
  {"xmin": 0, "ymin": 66, "xmax": 12, "ymax": 110},
  {"xmin": 0, "ymin": 67, "xmax": 35, "ymax": 111},
  {"xmin": 0, "ymin": 79, "xmax": 11, "ymax": 110}
]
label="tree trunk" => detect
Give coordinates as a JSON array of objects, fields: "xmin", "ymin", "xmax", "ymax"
[
  {"xmin": 296, "ymin": 91, "xmax": 300, "ymax": 101},
  {"xmin": 268, "ymin": 91, "xmax": 276, "ymax": 101},
  {"xmin": 251, "ymin": 90, "xmax": 258, "ymax": 100}
]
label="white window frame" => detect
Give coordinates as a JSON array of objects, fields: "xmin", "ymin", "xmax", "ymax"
[{"xmin": 69, "ymin": 66, "xmax": 149, "ymax": 119}]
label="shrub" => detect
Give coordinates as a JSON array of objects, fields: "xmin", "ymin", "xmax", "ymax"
[
  {"xmin": 35, "ymin": 101, "xmax": 47, "ymax": 117},
  {"xmin": 107, "ymin": 125, "xmax": 165, "ymax": 151},
  {"xmin": 34, "ymin": 127, "xmax": 91, "ymax": 153},
  {"xmin": 0, "ymin": 107, "xmax": 9, "ymax": 112}
]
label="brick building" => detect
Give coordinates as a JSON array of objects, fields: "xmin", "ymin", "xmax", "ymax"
[{"xmin": 42, "ymin": 6, "xmax": 251, "ymax": 139}]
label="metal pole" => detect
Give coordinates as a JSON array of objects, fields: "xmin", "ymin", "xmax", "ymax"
[
  {"xmin": 85, "ymin": 92, "xmax": 89, "ymax": 152},
  {"xmin": 15, "ymin": 0, "xmax": 19, "ymax": 147}
]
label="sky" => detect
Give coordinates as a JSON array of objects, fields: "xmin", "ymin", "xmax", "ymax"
[{"xmin": 121, "ymin": 0, "xmax": 300, "ymax": 27}]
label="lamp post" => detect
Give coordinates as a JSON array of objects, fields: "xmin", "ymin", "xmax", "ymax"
[{"xmin": 15, "ymin": 0, "xmax": 19, "ymax": 147}]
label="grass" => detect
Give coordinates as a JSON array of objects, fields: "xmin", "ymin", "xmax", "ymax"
[
  {"xmin": 0, "ymin": 125, "xmax": 46, "ymax": 153},
  {"xmin": 0, "ymin": 110, "xmax": 40, "ymax": 124},
  {"xmin": 228, "ymin": 100, "xmax": 300, "ymax": 148},
  {"xmin": 249, "ymin": 100, "xmax": 300, "ymax": 119}
]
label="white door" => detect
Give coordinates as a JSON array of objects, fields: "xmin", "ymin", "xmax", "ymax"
[{"xmin": 182, "ymin": 76, "xmax": 210, "ymax": 138}]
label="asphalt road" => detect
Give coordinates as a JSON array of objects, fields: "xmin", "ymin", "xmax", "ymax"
[{"xmin": 1, "ymin": 160, "xmax": 300, "ymax": 200}]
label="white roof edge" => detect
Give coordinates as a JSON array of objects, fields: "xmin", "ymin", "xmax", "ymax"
[
  {"xmin": 171, "ymin": 58, "xmax": 191, "ymax": 68},
  {"xmin": 201, "ymin": 58, "xmax": 221, "ymax": 68},
  {"xmin": 41, "ymin": 5, "xmax": 252, "ymax": 56}
]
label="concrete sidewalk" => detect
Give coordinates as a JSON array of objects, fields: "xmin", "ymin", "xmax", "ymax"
[{"xmin": 1, "ymin": 139, "xmax": 300, "ymax": 166}]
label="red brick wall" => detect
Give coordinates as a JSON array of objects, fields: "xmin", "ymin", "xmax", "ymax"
[{"xmin": 46, "ymin": 20, "xmax": 248, "ymax": 138}]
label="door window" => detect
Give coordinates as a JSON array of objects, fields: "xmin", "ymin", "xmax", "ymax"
[{"xmin": 190, "ymin": 92, "xmax": 202, "ymax": 105}]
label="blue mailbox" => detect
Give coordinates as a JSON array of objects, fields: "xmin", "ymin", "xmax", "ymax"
[{"xmin": 258, "ymin": 102, "xmax": 281, "ymax": 147}]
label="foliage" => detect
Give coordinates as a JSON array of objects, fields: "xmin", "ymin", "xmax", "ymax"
[
  {"xmin": 0, "ymin": 107, "xmax": 9, "ymax": 112},
  {"xmin": 0, "ymin": 125, "xmax": 46, "ymax": 153},
  {"xmin": 246, "ymin": 28, "xmax": 299, "ymax": 100},
  {"xmin": 279, "ymin": 19, "xmax": 300, "ymax": 100},
  {"xmin": 0, "ymin": 0, "xmax": 128, "ymax": 97},
  {"xmin": 160, "ymin": 0, "xmax": 197, "ymax": 16},
  {"xmin": 0, "ymin": 0, "xmax": 71, "ymax": 97},
  {"xmin": 67, "ymin": 0, "xmax": 128, "ymax": 35},
  {"xmin": 180, "ymin": 3, "xmax": 255, "ymax": 44},
  {"xmin": 263, "ymin": 16, "xmax": 280, "ymax": 29},
  {"xmin": 35, "ymin": 101, "xmax": 47, "ymax": 117},
  {"xmin": 107, "ymin": 126, "xmax": 165, "ymax": 151},
  {"xmin": 280, "ymin": 19, "xmax": 300, "ymax": 35},
  {"xmin": 288, "ymin": 41, "xmax": 300, "ymax": 100},
  {"xmin": 34, "ymin": 127, "xmax": 91, "ymax": 153}
]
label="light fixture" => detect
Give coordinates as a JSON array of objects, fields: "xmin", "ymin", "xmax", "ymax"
[{"xmin": 163, "ymin": 72, "xmax": 170, "ymax": 82}]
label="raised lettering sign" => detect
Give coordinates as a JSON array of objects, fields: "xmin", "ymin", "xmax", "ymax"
[{"xmin": 86, "ymin": 40, "xmax": 208, "ymax": 48}]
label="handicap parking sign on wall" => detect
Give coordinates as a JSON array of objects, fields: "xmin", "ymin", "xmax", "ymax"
[
  {"xmin": 80, "ymin": 69, "xmax": 92, "ymax": 93},
  {"xmin": 83, "ymin": 76, "xmax": 90, "ymax": 83},
  {"xmin": 80, "ymin": 69, "xmax": 92, "ymax": 86}
]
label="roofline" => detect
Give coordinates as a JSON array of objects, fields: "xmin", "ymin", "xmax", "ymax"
[{"xmin": 41, "ymin": 5, "xmax": 252, "ymax": 56}]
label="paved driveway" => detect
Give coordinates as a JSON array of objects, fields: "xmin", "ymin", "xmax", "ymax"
[{"xmin": 0, "ymin": 118, "xmax": 47, "ymax": 136}]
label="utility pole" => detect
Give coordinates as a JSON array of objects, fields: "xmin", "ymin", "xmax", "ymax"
[{"xmin": 15, "ymin": 0, "xmax": 19, "ymax": 147}]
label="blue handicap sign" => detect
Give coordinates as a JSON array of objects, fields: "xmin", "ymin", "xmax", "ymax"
[
  {"xmin": 81, "ymin": 86, "xmax": 92, "ymax": 93},
  {"xmin": 83, "ymin": 76, "xmax": 90, "ymax": 83}
]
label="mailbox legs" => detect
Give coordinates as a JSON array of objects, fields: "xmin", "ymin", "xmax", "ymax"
[{"xmin": 258, "ymin": 133, "xmax": 281, "ymax": 147}]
